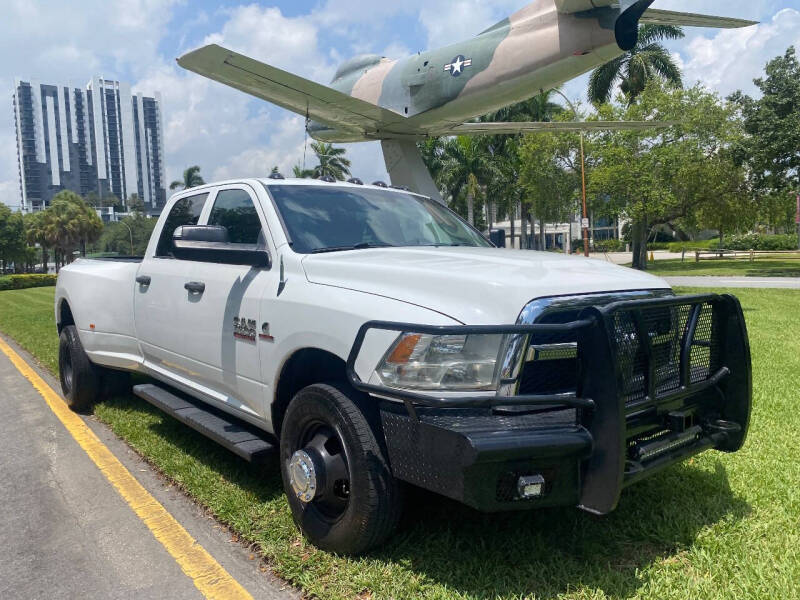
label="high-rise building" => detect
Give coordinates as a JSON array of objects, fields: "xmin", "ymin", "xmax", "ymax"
[{"xmin": 12, "ymin": 77, "xmax": 167, "ymax": 214}]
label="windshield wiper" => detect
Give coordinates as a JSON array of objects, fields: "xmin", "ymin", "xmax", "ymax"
[{"xmin": 311, "ymin": 243, "xmax": 395, "ymax": 254}]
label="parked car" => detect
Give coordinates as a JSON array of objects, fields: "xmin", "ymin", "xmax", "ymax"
[{"xmin": 55, "ymin": 179, "xmax": 752, "ymax": 554}]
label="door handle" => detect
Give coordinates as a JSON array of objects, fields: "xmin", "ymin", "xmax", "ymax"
[
  {"xmin": 136, "ymin": 275, "xmax": 151, "ymax": 286},
  {"xmin": 184, "ymin": 281, "xmax": 206, "ymax": 294}
]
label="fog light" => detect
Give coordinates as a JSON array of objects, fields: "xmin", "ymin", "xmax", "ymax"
[{"xmin": 517, "ymin": 475, "xmax": 545, "ymax": 499}]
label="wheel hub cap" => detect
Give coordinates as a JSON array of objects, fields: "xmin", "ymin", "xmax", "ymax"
[{"xmin": 288, "ymin": 450, "xmax": 317, "ymax": 503}]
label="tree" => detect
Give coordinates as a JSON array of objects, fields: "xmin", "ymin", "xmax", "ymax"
[
  {"xmin": 43, "ymin": 191, "xmax": 103, "ymax": 268},
  {"xmin": 98, "ymin": 214, "xmax": 157, "ymax": 256},
  {"xmin": 518, "ymin": 129, "xmax": 581, "ymax": 250},
  {"xmin": 292, "ymin": 165, "xmax": 315, "ymax": 178},
  {"xmin": 170, "ymin": 166, "xmax": 205, "ymax": 191},
  {"xmin": 588, "ymin": 24, "xmax": 684, "ymax": 106},
  {"xmin": 24, "ymin": 210, "xmax": 50, "ymax": 273},
  {"xmin": 310, "ymin": 142, "xmax": 351, "ymax": 180},
  {"xmin": 437, "ymin": 136, "xmax": 496, "ymax": 226},
  {"xmin": 589, "ymin": 82, "xmax": 750, "ymax": 269},
  {"xmin": 480, "ymin": 89, "xmax": 566, "ymax": 244},
  {"xmin": 0, "ymin": 203, "xmax": 26, "ymax": 272},
  {"xmin": 730, "ymin": 46, "xmax": 800, "ymax": 232},
  {"xmin": 127, "ymin": 193, "xmax": 146, "ymax": 215}
]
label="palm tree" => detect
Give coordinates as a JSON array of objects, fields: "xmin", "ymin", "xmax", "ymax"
[
  {"xmin": 170, "ymin": 165, "xmax": 205, "ymax": 191},
  {"xmin": 480, "ymin": 89, "xmax": 564, "ymax": 244},
  {"xmin": 588, "ymin": 24, "xmax": 684, "ymax": 105},
  {"xmin": 310, "ymin": 142, "xmax": 351, "ymax": 180},
  {"xmin": 46, "ymin": 191, "xmax": 103, "ymax": 262},
  {"xmin": 438, "ymin": 136, "xmax": 496, "ymax": 226},
  {"xmin": 483, "ymin": 89, "xmax": 565, "ymax": 124},
  {"xmin": 292, "ymin": 165, "xmax": 316, "ymax": 179},
  {"xmin": 24, "ymin": 211, "xmax": 49, "ymax": 273}
]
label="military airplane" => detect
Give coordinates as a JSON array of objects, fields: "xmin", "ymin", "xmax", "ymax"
[{"xmin": 178, "ymin": 0, "xmax": 755, "ymax": 200}]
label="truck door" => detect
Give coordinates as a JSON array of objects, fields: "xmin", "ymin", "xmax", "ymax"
[
  {"xmin": 134, "ymin": 191, "xmax": 211, "ymax": 385},
  {"xmin": 175, "ymin": 183, "xmax": 277, "ymax": 421}
]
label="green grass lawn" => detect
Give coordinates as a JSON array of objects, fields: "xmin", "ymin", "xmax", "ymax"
[
  {"xmin": 641, "ymin": 257, "xmax": 800, "ymax": 277},
  {"xmin": 1, "ymin": 286, "xmax": 799, "ymax": 599}
]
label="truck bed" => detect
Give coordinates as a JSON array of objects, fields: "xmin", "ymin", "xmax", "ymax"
[
  {"xmin": 88, "ymin": 256, "xmax": 143, "ymax": 263},
  {"xmin": 55, "ymin": 257, "xmax": 142, "ymax": 370}
]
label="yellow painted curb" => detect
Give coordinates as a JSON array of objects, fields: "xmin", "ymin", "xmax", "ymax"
[{"xmin": 0, "ymin": 337, "xmax": 253, "ymax": 600}]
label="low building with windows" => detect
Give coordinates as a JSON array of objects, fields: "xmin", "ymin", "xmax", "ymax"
[{"xmin": 491, "ymin": 211, "xmax": 624, "ymax": 252}]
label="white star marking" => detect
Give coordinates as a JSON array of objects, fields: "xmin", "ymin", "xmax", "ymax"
[{"xmin": 451, "ymin": 56, "xmax": 464, "ymax": 74}]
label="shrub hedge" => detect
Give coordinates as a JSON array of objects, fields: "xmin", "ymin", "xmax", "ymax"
[
  {"xmin": 0, "ymin": 274, "xmax": 57, "ymax": 291},
  {"xmin": 646, "ymin": 242, "xmax": 670, "ymax": 251},
  {"xmin": 713, "ymin": 233, "xmax": 798, "ymax": 251},
  {"xmin": 595, "ymin": 239, "xmax": 625, "ymax": 252}
]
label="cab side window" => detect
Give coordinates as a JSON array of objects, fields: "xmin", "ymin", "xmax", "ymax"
[
  {"xmin": 208, "ymin": 189, "xmax": 263, "ymax": 245},
  {"xmin": 156, "ymin": 193, "xmax": 208, "ymax": 257}
]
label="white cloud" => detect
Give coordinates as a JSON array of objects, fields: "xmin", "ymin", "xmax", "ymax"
[
  {"xmin": 0, "ymin": 0, "xmax": 179, "ymax": 207},
  {"xmin": 418, "ymin": 0, "xmax": 519, "ymax": 47},
  {"xmin": 680, "ymin": 8, "xmax": 800, "ymax": 97}
]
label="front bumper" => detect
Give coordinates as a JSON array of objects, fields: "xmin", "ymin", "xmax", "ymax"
[{"xmin": 346, "ymin": 294, "xmax": 751, "ymax": 513}]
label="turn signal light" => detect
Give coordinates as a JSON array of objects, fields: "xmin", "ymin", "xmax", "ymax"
[{"xmin": 386, "ymin": 334, "xmax": 422, "ymax": 364}]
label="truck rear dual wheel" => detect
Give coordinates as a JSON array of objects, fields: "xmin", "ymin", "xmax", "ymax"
[
  {"xmin": 279, "ymin": 383, "xmax": 403, "ymax": 554},
  {"xmin": 58, "ymin": 325, "xmax": 130, "ymax": 412}
]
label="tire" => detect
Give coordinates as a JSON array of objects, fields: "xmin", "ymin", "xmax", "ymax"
[
  {"xmin": 279, "ymin": 383, "xmax": 402, "ymax": 554},
  {"xmin": 58, "ymin": 325, "xmax": 100, "ymax": 412}
]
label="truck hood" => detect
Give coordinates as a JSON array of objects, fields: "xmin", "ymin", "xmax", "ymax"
[{"xmin": 301, "ymin": 247, "xmax": 670, "ymax": 324}]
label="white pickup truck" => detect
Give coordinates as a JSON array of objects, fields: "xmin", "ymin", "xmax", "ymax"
[{"xmin": 55, "ymin": 178, "xmax": 752, "ymax": 554}]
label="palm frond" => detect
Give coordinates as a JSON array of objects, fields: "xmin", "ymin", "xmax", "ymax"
[
  {"xmin": 589, "ymin": 56, "xmax": 626, "ymax": 105},
  {"xmin": 638, "ymin": 24, "xmax": 685, "ymax": 45}
]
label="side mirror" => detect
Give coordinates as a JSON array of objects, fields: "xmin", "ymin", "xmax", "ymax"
[{"xmin": 172, "ymin": 225, "xmax": 271, "ymax": 268}]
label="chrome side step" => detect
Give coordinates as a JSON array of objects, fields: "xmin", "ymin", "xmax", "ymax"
[{"xmin": 133, "ymin": 384, "xmax": 275, "ymax": 464}]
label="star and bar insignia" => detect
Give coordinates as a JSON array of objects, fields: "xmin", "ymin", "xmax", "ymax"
[{"xmin": 444, "ymin": 55, "xmax": 472, "ymax": 77}]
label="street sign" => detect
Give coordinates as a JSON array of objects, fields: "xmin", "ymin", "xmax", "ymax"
[{"xmin": 581, "ymin": 218, "xmax": 590, "ymax": 229}]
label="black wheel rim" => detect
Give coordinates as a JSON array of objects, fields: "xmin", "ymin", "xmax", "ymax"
[
  {"xmin": 60, "ymin": 343, "xmax": 73, "ymax": 392},
  {"xmin": 296, "ymin": 422, "xmax": 351, "ymax": 520}
]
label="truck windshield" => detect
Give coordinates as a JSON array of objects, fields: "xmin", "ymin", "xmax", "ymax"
[{"xmin": 267, "ymin": 184, "xmax": 491, "ymax": 254}]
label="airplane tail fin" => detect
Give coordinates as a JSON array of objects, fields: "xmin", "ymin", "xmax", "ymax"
[{"xmin": 555, "ymin": 0, "xmax": 756, "ymax": 51}]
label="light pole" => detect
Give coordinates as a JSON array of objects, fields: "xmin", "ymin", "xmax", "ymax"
[
  {"xmin": 552, "ymin": 89, "xmax": 589, "ymax": 257},
  {"xmin": 120, "ymin": 220, "xmax": 134, "ymax": 256}
]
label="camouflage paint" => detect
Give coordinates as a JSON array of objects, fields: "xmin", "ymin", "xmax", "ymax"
[{"xmin": 320, "ymin": 0, "xmax": 623, "ymax": 140}]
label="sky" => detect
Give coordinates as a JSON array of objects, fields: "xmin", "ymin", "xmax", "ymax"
[{"xmin": 1, "ymin": 0, "xmax": 799, "ymax": 210}]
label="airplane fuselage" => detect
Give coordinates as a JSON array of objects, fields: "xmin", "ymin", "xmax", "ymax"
[{"xmin": 310, "ymin": 0, "xmax": 622, "ymax": 142}]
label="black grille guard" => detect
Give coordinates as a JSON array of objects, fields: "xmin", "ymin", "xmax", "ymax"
[{"xmin": 346, "ymin": 293, "xmax": 752, "ymax": 514}]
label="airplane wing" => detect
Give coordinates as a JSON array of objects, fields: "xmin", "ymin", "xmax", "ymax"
[
  {"xmin": 640, "ymin": 9, "xmax": 757, "ymax": 29},
  {"xmin": 442, "ymin": 121, "xmax": 675, "ymax": 136},
  {"xmin": 177, "ymin": 44, "xmax": 410, "ymax": 136}
]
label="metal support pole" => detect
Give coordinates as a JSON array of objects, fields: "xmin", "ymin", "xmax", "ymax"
[
  {"xmin": 580, "ymin": 132, "xmax": 589, "ymax": 257},
  {"xmin": 121, "ymin": 220, "xmax": 134, "ymax": 256},
  {"xmin": 552, "ymin": 88, "xmax": 590, "ymax": 258}
]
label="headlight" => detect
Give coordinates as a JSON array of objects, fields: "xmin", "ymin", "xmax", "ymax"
[{"xmin": 375, "ymin": 332, "xmax": 505, "ymax": 391}]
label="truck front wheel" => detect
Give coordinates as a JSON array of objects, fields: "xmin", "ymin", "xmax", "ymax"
[{"xmin": 279, "ymin": 383, "xmax": 402, "ymax": 554}]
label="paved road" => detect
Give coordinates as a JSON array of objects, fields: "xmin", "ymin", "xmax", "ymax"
[
  {"xmin": 664, "ymin": 276, "xmax": 800, "ymax": 289},
  {"xmin": 0, "ymin": 337, "xmax": 295, "ymax": 600}
]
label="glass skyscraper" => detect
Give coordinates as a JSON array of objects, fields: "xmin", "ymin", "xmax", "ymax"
[{"xmin": 12, "ymin": 77, "xmax": 167, "ymax": 214}]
